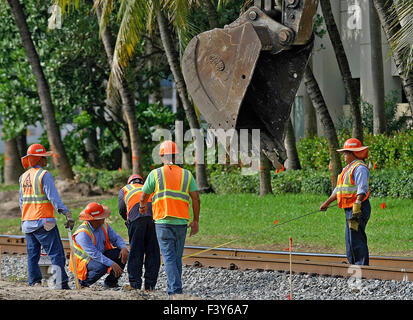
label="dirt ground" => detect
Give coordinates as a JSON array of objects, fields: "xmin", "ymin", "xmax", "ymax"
[
  {"xmin": 0, "ymin": 279, "xmax": 200, "ymax": 300},
  {"xmin": 0, "ymin": 279, "xmax": 150, "ymax": 300}
]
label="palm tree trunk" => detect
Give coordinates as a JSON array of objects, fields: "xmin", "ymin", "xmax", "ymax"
[
  {"xmin": 369, "ymin": 0, "xmax": 387, "ymax": 134},
  {"xmin": 7, "ymin": 0, "xmax": 73, "ymax": 179},
  {"xmin": 304, "ymin": 83, "xmax": 318, "ymax": 138},
  {"xmin": 157, "ymin": 10, "xmax": 211, "ymax": 193},
  {"xmin": 372, "ymin": 0, "xmax": 413, "ymax": 117},
  {"xmin": 4, "ymin": 138, "xmax": 24, "ymax": 185},
  {"xmin": 284, "ymin": 118, "xmax": 301, "ymax": 170},
  {"xmin": 96, "ymin": 6, "xmax": 143, "ymax": 175},
  {"xmin": 259, "ymin": 152, "xmax": 272, "ymax": 196},
  {"xmin": 304, "ymin": 65, "xmax": 342, "ymax": 189},
  {"xmin": 204, "ymin": 0, "xmax": 220, "ymax": 29},
  {"xmin": 320, "ymin": 0, "xmax": 363, "ymax": 142}
]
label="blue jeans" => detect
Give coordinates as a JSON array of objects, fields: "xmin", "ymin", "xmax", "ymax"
[
  {"xmin": 79, "ymin": 248, "xmax": 126, "ymax": 287},
  {"xmin": 25, "ymin": 226, "xmax": 69, "ymax": 289},
  {"xmin": 127, "ymin": 217, "xmax": 160, "ymax": 290},
  {"xmin": 155, "ymin": 224, "xmax": 187, "ymax": 295},
  {"xmin": 345, "ymin": 199, "xmax": 371, "ymax": 265}
]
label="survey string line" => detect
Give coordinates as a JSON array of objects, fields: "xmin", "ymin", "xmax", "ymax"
[{"xmin": 182, "ymin": 203, "xmax": 338, "ymax": 260}]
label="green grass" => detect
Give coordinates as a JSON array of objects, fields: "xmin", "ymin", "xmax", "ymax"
[{"xmin": 1, "ymin": 193, "xmax": 412, "ymax": 256}]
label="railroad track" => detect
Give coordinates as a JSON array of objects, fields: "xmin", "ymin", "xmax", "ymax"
[{"xmin": 1, "ymin": 234, "xmax": 412, "ymax": 282}]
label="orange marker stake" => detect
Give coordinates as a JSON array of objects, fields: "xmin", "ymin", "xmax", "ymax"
[
  {"xmin": 289, "ymin": 237, "xmax": 293, "ymax": 300},
  {"xmin": 284, "ymin": 237, "xmax": 293, "ymax": 300}
]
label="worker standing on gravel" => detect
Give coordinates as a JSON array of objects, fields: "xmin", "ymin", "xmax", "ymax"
[
  {"xmin": 139, "ymin": 140, "xmax": 200, "ymax": 296},
  {"xmin": 19, "ymin": 143, "xmax": 74, "ymax": 289},
  {"xmin": 69, "ymin": 202, "xmax": 129, "ymax": 288},
  {"xmin": 118, "ymin": 174, "xmax": 160, "ymax": 291},
  {"xmin": 320, "ymin": 138, "xmax": 371, "ymax": 266}
]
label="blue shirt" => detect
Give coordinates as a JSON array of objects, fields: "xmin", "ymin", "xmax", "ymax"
[
  {"xmin": 74, "ymin": 222, "xmax": 127, "ymax": 267},
  {"xmin": 118, "ymin": 185, "xmax": 153, "ymax": 222},
  {"xmin": 19, "ymin": 166, "xmax": 69, "ymax": 234},
  {"xmin": 333, "ymin": 160, "xmax": 370, "ymax": 196}
]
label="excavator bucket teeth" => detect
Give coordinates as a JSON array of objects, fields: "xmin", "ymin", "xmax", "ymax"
[{"xmin": 182, "ymin": 16, "xmax": 314, "ymax": 168}]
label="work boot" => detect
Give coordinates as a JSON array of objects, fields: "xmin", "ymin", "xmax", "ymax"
[{"xmin": 123, "ymin": 284, "xmax": 139, "ymax": 291}]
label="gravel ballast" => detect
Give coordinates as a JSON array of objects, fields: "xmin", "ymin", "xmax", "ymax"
[{"xmin": 1, "ymin": 254, "xmax": 412, "ymax": 300}]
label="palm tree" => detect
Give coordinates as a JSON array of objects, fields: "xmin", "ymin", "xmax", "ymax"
[
  {"xmin": 95, "ymin": 4, "xmax": 144, "ymax": 175},
  {"xmin": 8, "ymin": 0, "xmax": 73, "ymax": 179},
  {"xmin": 369, "ymin": 0, "xmax": 387, "ymax": 134},
  {"xmin": 372, "ymin": 0, "xmax": 413, "ymax": 116},
  {"xmin": 4, "ymin": 138, "xmax": 24, "ymax": 184},
  {"xmin": 386, "ymin": 0, "xmax": 413, "ymax": 75},
  {"xmin": 304, "ymin": 65, "xmax": 342, "ymax": 189},
  {"xmin": 319, "ymin": 0, "xmax": 363, "ymax": 143},
  {"xmin": 56, "ymin": 0, "xmax": 212, "ymax": 190}
]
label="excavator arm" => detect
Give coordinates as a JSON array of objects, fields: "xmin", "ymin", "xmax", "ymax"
[{"xmin": 182, "ymin": 0, "xmax": 319, "ymax": 169}]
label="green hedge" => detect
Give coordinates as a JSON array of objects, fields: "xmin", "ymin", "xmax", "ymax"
[
  {"xmin": 210, "ymin": 168, "xmax": 413, "ymax": 199},
  {"xmin": 297, "ymin": 130, "xmax": 413, "ymax": 171}
]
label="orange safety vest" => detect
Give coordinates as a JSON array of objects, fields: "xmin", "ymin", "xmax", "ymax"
[
  {"xmin": 19, "ymin": 167, "xmax": 54, "ymax": 221},
  {"xmin": 336, "ymin": 160, "xmax": 370, "ymax": 209},
  {"xmin": 152, "ymin": 165, "xmax": 192, "ymax": 221},
  {"xmin": 69, "ymin": 221, "xmax": 114, "ymax": 281},
  {"xmin": 121, "ymin": 183, "xmax": 152, "ymax": 219}
]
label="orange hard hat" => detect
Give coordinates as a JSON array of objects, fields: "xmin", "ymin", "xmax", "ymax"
[
  {"xmin": 26, "ymin": 144, "xmax": 53, "ymax": 157},
  {"xmin": 21, "ymin": 144, "xmax": 53, "ymax": 169},
  {"xmin": 159, "ymin": 140, "xmax": 179, "ymax": 156},
  {"xmin": 337, "ymin": 138, "xmax": 369, "ymax": 159},
  {"xmin": 128, "ymin": 174, "xmax": 144, "ymax": 184},
  {"xmin": 79, "ymin": 202, "xmax": 111, "ymax": 221}
]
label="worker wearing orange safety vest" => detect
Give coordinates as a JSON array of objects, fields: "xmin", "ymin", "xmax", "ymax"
[
  {"xmin": 69, "ymin": 202, "xmax": 129, "ymax": 287},
  {"xmin": 139, "ymin": 140, "xmax": 200, "ymax": 295},
  {"xmin": 118, "ymin": 174, "xmax": 160, "ymax": 291},
  {"xmin": 19, "ymin": 143, "xmax": 74, "ymax": 289},
  {"xmin": 320, "ymin": 138, "xmax": 371, "ymax": 265}
]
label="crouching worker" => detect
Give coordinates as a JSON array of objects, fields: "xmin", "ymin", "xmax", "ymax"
[{"xmin": 69, "ymin": 202, "xmax": 129, "ymax": 288}]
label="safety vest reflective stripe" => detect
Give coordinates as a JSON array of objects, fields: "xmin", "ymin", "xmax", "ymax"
[
  {"xmin": 72, "ymin": 222, "xmax": 111, "ymax": 261},
  {"xmin": 336, "ymin": 160, "xmax": 369, "ymax": 208},
  {"xmin": 152, "ymin": 190, "xmax": 190, "ymax": 203},
  {"xmin": 152, "ymin": 166, "xmax": 191, "ymax": 220},
  {"xmin": 21, "ymin": 168, "xmax": 50, "ymax": 204},
  {"xmin": 124, "ymin": 186, "xmax": 142, "ymax": 205},
  {"xmin": 336, "ymin": 160, "xmax": 364, "ymax": 194},
  {"xmin": 122, "ymin": 184, "xmax": 148, "ymax": 218},
  {"xmin": 152, "ymin": 168, "xmax": 191, "ymax": 204},
  {"xmin": 72, "ymin": 223, "xmax": 95, "ymax": 263},
  {"xmin": 20, "ymin": 168, "xmax": 54, "ymax": 221}
]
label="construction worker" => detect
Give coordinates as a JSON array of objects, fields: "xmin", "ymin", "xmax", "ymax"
[
  {"xmin": 119, "ymin": 174, "xmax": 160, "ymax": 291},
  {"xmin": 139, "ymin": 140, "xmax": 200, "ymax": 296},
  {"xmin": 19, "ymin": 143, "xmax": 74, "ymax": 289},
  {"xmin": 69, "ymin": 202, "xmax": 129, "ymax": 288},
  {"xmin": 320, "ymin": 138, "xmax": 371, "ymax": 265}
]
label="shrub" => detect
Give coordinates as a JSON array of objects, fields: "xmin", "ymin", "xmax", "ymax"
[
  {"xmin": 296, "ymin": 131, "xmax": 413, "ymax": 171},
  {"xmin": 73, "ymin": 166, "xmax": 132, "ymax": 190},
  {"xmin": 209, "ymin": 167, "xmax": 413, "ymax": 199}
]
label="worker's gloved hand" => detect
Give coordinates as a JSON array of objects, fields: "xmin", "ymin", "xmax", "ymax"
[
  {"xmin": 349, "ymin": 201, "xmax": 362, "ymax": 231},
  {"xmin": 64, "ymin": 211, "xmax": 75, "ymax": 230},
  {"xmin": 352, "ymin": 201, "xmax": 362, "ymax": 220}
]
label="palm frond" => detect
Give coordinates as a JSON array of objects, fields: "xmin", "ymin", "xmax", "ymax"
[
  {"xmin": 388, "ymin": 0, "xmax": 413, "ymax": 75},
  {"xmin": 106, "ymin": 0, "xmax": 148, "ymax": 100},
  {"xmin": 53, "ymin": 0, "xmax": 80, "ymax": 14},
  {"xmin": 94, "ymin": 0, "xmax": 115, "ymax": 32}
]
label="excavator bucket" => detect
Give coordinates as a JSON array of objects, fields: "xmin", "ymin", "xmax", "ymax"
[{"xmin": 182, "ymin": 0, "xmax": 318, "ymax": 169}]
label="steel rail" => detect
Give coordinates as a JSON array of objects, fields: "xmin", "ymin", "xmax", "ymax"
[{"xmin": 1, "ymin": 235, "xmax": 412, "ymax": 282}]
